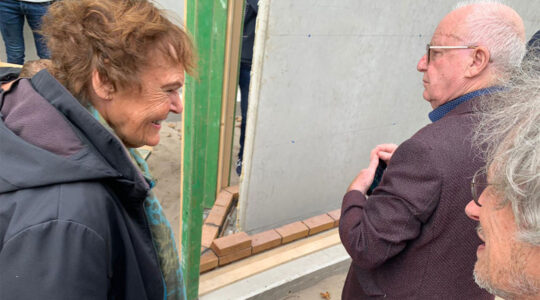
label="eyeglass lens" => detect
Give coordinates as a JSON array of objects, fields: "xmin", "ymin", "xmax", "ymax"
[{"xmin": 471, "ymin": 170, "xmax": 488, "ymax": 207}]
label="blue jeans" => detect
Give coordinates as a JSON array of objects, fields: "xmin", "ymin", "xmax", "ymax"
[
  {"xmin": 238, "ymin": 63, "xmax": 251, "ymax": 162},
  {"xmin": 0, "ymin": 0, "xmax": 51, "ymax": 65}
]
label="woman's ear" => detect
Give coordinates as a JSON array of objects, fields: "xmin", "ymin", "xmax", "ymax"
[
  {"xmin": 465, "ymin": 46, "xmax": 491, "ymax": 78},
  {"xmin": 91, "ymin": 70, "xmax": 114, "ymax": 100}
]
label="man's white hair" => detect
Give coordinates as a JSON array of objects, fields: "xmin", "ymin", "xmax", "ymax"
[{"xmin": 454, "ymin": 0, "xmax": 526, "ymax": 76}]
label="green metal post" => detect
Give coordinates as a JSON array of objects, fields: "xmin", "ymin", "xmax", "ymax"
[{"xmin": 182, "ymin": 0, "xmax": 229, "ymax": 299}]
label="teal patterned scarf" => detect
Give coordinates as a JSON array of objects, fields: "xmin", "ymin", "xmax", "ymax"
[{"xmin": 88, "ymin": 106, "xmax": 186, "ymax": 300}]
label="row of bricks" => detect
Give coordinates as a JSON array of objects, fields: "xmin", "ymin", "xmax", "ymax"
[
  {"xmin": 201, "ymin": 186, "xmax": 239, "ymax": 248},
  {"xmin": 200, "ymin": 209, "xmax": 341, "ymax": 273}
]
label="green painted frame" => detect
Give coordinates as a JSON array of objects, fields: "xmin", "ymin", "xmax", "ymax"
[{"xmin": 182, "ymin": 0, "xmax": 230, "ymax": 298}]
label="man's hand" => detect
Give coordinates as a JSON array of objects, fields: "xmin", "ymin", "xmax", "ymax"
[
  {"xmin": 347, "ymin": 150, "xmax": 379, "ymax": 193},
  {"xmin": 347, "ymin": 143, "xmax": 398, "ymax": 194},
  {"xmin": 372, "ymin": 143, "xmax": 398, "ymax": 163}
]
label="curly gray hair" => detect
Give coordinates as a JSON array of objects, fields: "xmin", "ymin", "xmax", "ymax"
[{"xmin": 474, "ymin": 56, "xmax": 540, "ymax": 245}]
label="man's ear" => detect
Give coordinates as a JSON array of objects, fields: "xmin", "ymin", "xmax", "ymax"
[
  {"xmin": 91, "ymin": 70, "xmax": 114, "ymax": 100},
  {"xmin": 465, "ymin": 46, "xmax": 491, "ymax": 78}
]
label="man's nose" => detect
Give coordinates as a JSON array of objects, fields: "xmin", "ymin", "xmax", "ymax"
[
  {"xmin": 417, "ymin": 54, "xmax": 428, "ymax": 72},
  {"xmin": 465, "ymin": 200, "xmax": 480, "ymax": 221}
]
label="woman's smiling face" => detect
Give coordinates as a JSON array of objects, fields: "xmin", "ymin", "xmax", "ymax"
[{"xmin": 102, "ymin": 56, "xmax": 185, "ymax": 148}]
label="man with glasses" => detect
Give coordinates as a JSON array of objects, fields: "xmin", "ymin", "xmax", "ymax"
[
  {"xmin": 465, "ymin": 61, "xmax": 540, "ymax": 300},
  {"xmin": 340, "ymin": 2, "xmax": 525, "ymax": 299}
]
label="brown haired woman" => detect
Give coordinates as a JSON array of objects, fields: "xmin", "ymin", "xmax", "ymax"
[{"xmin": 0, "ymin": 0, "xmax": 195, "ymax": 299}]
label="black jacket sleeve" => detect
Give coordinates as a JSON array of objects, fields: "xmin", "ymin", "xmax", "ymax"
[{"xmin": 0, "ymin": 220, "xmax": 108, "ymax": 299}]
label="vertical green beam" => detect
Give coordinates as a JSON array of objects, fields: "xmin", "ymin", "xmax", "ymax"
[{"xmin": 182, "ymin": 0, "xmax": 228, "ymax": 299}]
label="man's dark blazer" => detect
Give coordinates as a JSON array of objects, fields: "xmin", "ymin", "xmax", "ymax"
[{"xmin": 339, "ymin": 99, "xmax": 493, "ymax": 299}]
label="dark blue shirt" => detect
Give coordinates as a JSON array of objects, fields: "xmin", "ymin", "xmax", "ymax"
[{"xmin": 429, "ymin": 86, "xmax": 502, "ymax": 122}]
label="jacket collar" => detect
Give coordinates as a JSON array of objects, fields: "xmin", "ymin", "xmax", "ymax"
[
  {"xmin": 30, "ymin": 70, "xmax": 149, "ymax": 201},
  {"xmin": 428, "ymin": 86, "xmax": 503, "ymax": 122}
]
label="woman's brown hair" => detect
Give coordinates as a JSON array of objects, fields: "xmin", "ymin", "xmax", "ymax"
[{"xmin": 41, "ymin": 0, "xmax": 195, "ymax": 104}]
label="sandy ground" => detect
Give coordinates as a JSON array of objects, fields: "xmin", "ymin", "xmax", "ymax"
[
  {"xmin": 279, "ymin": 273, "xmax": 345, "ymax": 300},
  {"xmin": 146, "ymin": 115, "xmax": 241, "ymax": 246},
  {"xmin": 146, "ymin": 120, "xmax": 183, "ymax": 245}
]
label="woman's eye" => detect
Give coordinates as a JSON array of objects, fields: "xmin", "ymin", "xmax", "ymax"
[{"xmin": 167, "ymin": 88, "xmax": 181, "ymax": 95}]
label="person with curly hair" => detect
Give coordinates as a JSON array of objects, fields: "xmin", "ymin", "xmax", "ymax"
[
  {"xmin": 466, "ymin": 58, "xmax": 540, "ymax": 300},
  {"xmin": 0, "ymin": 0, "xmax": 195, "ymax": 299}
]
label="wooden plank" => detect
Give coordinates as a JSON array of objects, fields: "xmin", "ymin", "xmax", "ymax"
[
  {"xmin": 216, "ymin": 0, "xmax": 245, "ymax": 190},
  {"xmin": 199, "ymin": 228, "xmax": 340, "ymax": 296},
  {"xmin": 0, "ymin": 62, "xmax": 22, "ymax": 68}
]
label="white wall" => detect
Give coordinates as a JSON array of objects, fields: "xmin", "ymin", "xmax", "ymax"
[
  {"xmin": 0, "ymin": 0, "xmax": 184, "ymax": 63},
  {"xmin": 238, "ymin": 0, "xmax": 540, "ymax": 234}
]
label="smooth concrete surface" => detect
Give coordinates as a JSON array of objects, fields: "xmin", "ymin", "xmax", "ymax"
[
  {"xmin": 200, "ymin": 244, "xmax": 351, "ymax": 300},
  {"xmin": 238, "ymin": 0, "xmax": 540, "ymax": 234}
]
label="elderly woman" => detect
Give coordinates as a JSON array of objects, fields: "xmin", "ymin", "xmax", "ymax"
[{"xmin": 0, "ymin": 0, "xmax": 194, "ymax": 299}]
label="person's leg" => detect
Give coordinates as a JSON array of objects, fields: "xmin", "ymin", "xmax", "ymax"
[
  {"xmin": 22, "ymin": 1, "xmax": 50, "ymax": 59},
  {"xmin": 0, "ymin": 0, "xmax": 25, "ymax": 64},
  {"xmin": 237, "ymin": 64, "xmax": 251, "ymax": 175}
]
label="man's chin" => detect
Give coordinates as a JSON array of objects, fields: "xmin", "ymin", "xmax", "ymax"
[
  {"xmin": 473, "ymin": 265, "xmax": 514, "ymax": 299},
  {"xmin": 421, "ymin": 93, "xmax": 437, "ymax": 108}
]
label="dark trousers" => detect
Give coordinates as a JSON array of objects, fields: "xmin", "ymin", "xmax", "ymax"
[
  {"xmin": 238, "ymin": 63, "xmax": 251, "ymax": 161},
  {"xmin": 0, "ymin": 0, "xmax": 51, "ymax": 65}
]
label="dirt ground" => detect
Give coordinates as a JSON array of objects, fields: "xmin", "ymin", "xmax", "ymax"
[
  {"xmin": 146, "ymin": 120, "xmax": 183, "ymax": 245},
  {"xmin": 146, "ymin": 117, "xmax": 241, "ymax": 246},
  {"xmin": 280, "ymin": 273, "xmax": 345, "ymax": 300}
]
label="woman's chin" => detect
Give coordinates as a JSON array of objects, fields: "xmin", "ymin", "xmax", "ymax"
[
  {"xmin": 144, "ymin": 136, "xmax": 160, "ymax": 147},
  {"xmin": 121, "ymin": 134, "xmax": 160, "ymax": 148}
]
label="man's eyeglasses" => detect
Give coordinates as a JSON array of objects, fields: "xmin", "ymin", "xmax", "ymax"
[
  {"xmin": 470, "ymin": 169, "xmax": 493, "ymax": 207},
  {"xmin": 426, "ymin": 44, "xmax": 478, "ymax": 63}
]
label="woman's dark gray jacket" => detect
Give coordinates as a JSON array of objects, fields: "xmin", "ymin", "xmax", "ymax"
[{"xmin": 0, "ymin": 71, "xmax": 165, "ymax": 299}]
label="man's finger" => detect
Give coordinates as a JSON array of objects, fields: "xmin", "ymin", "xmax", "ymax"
[
  {"xmin": 378, "ymin": 151, "xmax": 393, "ymax": 162},
  {"xmin": 366, "ymin": 153, "xmax": 380, "ymax": 174}
]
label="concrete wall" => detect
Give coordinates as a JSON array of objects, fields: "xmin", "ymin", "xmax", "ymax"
[
  {"xmin": 238, "ymin": 0, "xmax": 540, "ymax": 234},
  {"xmin": 0, "ymin": 0, "xmax": 184, "ymax": 63}
]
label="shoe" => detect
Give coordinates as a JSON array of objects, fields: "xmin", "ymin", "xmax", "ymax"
[{"xmin": 236, "ymin": 159, "xmax": 242, "ymax": 176}]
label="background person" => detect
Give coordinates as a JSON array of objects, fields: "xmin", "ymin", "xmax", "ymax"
[
  {"xmin": 0, "ymin": 0, "xmax": 194, "ymax": 299},
  {"xmin": 339, "ymin": 2, "xmax": 525, "ymax": 299},
  {"xmin": 0, "ymin": 0, "xmax": 52, "ymax": 65},
  {"xmin": 236, "ymin": 0, "xmax": 258, "ymax": 175},
  {"xmin": 466, "ymin": 59, "xmax": 540, "ymax": 300}
]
